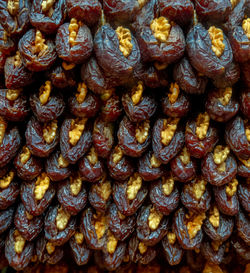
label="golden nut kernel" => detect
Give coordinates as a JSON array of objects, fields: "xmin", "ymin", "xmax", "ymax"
[
  {"xmin": 94, "ymin": 214, "xmax": 106, "ymax": 240},
  {"xmin": 34, "ymin": 173, "xmax": 50, "ymax": 200},
  {"xmin": 161, "ymin": 118, "xmax": 179, "ymax": 146},
  {"xmin": 186, "ymin": 212, "xmax": 206, "ymax": 239},
  {"xmin": 62, "ymin": 61, "xmax": 75, "ymax": 70},
  {"xmin": 100, "ymin": 88, "xmax": 115, "ymax": 101},
  {"xmin": 39, "ymin": 81, "xmax": 52, "ymax": 105},
  {"xmin": 211, "ymin": 240, "xmax": 222, "ymax": 252},
  {"xmin": 218, "ymin": 87, "xmax": 232, "ymax": 106},
  {"xmin": 148, "ymin": 207, "xmax": 163, "ymax": 231},
  {"xmin": 0, "ymin": 171, "xmax": 14, "ymax": 189},
  {"xmin": 43, "ymin": 120, "xmax": 58, "ymax": 144},
  {"xmin": 14, "ymin": 51, "xmax": 22, "ymax": 67},
  {"xmin": 115, "ymin": 26, "xmax": 133, "ymax": 57},
  {"xmin": 0, "ymin": 116, "xmax": 7, "ymax": 145},
  {"xmin": 150, "ymin": 154, "xmax": 161, "ymax": 168},
  {"xmin": 208, "ymin": 26, "xmax": 225, "ymax": 58},
  {"xmin": 192, "ymin": 178, "xmax": 207, "ymax": 200},
  {"xmin": 245, "ymin": 123, "xmax": 250, "ymax": 142},
  {"xmin": 6, "ymin": 89, "xmax": 22, "ymax": 101},
  {"xmin": 135, "ymin": 120, "xmax": 150, "ymax": 144},
  {"xmin": 179, "ymin": 146, "xmax": 190, "ymax": 165},
  {"xmin": 138, "ymin": 242, "xmax": 148, "ymax": 255},
  {"xmin": 46, "ymin": 242, "xmax": 55, "ymax": 255},
  {"xmin": 242, "ymin": 18, "xmax": 250, "ymax": 39},
  {"xmin": 168, "ymin": 82, "xmax": 180, "ymax": 104},
  {"xmin": 70, "ymin": 174, "xmax": 82, "ymax": 196},
  {"xmin": 69, "ymin": 118, "xmax": 87, "ymax": 146},
  {"xmin": 58, "ymin": 154, "xmax": 69, "ymax": 168},
  {"xmin": 196, "ymin": 112, "xmax": 210, "ymax": 140},
  {"xmin": 131, "ymin": 81, "xmax": 143, "ymax": 105},
  {"xmin": 226, "ymin": 178, "xmax": 238, "ymax": 197},
  {"xmin": 154, "ymin": 61, "xmax": 168, "ymax": 70},
  {"xmin": 231, "ymin": 0, "xmax": 239, "ymax": 8},
  {"xmin": 87, "ymin": 146, "xmax": 98, "ymax": 165},
  {"xmin": 34, "ymin": 30, "xmax": 48, "ymax": 54},
  {"xmin": 26, "ymin": 211, "xmax": 34, "ymax": 220},
  {"xmin": 167, "ymin": 232, "xmax": 176, "ymax": 245},
  {"xmin": 75, "ymin": 232, "xmax": 84, "ymax": 245},
  {"xmin": 112, "ymin": 146, "xmax": 123, "ymax": 164},
  {"xmin": 69, "ymin": 18, "xmax": 82, "ymax": 47},
  {"xmin": 94, "ymin": 178, "xmax": 112, "ymax": 201},
  {"xmin": 138, "ymin": 0, "xmax": 146, "ymax": 8},
  {"xmin": 118, "ymin": 211, "xmax": 126, "ymax": 220},
  {"xmin": 76, "ymin": 82, "xmax": 88, "ymax": 104},
  {"xmin": 126, "ymin": 173, "xmax": 142, "ymax": 200},
  {"xmin": 41, "ymin": 0, "xmax": 55, "ymax": 12},
  {"xmin": 150, "ymin": 17, "xmax": 171, "ymax": 43},
  {"xmin": 238, "ymin": 157, "xmax": 250, "ymax": 168},
  {"xmin": 14, "ymin": 230, "xmax": 25, "ymax": 254},
  {"xmin": 162, "ymin": 176, "xmax": 175, "ymax": 196},
  {"xmin": 203, "ymin": 262, "xmax": 224, "ymax": 273},
  {"xmin": 213, "ymin": 145, "xmax": 230, "ymax": 165},
  {"xmin": 107, "ymin": 231, "xmax": 118, "ymax": 254},
  {"xmin": 7, "ymin": 0, "xmax": 19, "ymax": 16},
  {"xmin": 56, "ymin": 207, "xmax": 71, "ymax": 231},
  {"xmin": 209, "ymin": 206, "xmax": 220, "ymax": 228}
]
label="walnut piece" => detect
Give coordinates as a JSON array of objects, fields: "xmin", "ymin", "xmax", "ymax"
[
  {"xmin": 75, "ymin": 232, "xmax": 84, "ymax": 245},
  {"xmin": 39, "ymin": 81, "xmax": 52, "ymax": 105},
  {"xmin": 148, "ymin": 207, "xmax": 163, "ymax": 231},
  {"xmin": 167, "ymin": 232, "xmax": 176, "ymax": 245},
  {"xmin": 238, "ymin": 157, "xmax": 250, "ymax": 168},
  {"xmin": 213, "ymin": 145, "xmax": 230, "ymax": 173},
  {"xmin": 179, "ymin": 146, "xmax": 190, "ymax": 165},
  {"xmin": 62, "ymin": 61, "xmax": 75, "ymax": 70},
  {"xmin": 218, "ymin": 87, "xmax": 232, "ymax": 106},
  {"xmin": 186, "ymin": 212, "xmax": 206, "ymax": 239},
  {"xmin": 195, "ymin": 112, "xmax": 210, "ymax": 140},
  {"xmin": 162, "ymin": 176, "xmax": 175, "ymax": 196},
  {"xmin": 94, "ymin": 178, "xmax": 112, "ymax": 201},
  {"xmin": 7, "ymin": 0, "xmax": 19, "ymax": 16},
  {"xmin": 168, "ymin": 82, "xmax": 180, "ymax": 104},
  {"xmin": 208, "ymin": 26, "xmax": 225, "ymax": 58},
  {"xmin": 126, "ymin": 173, "xmax": 142, "ymax": 200},
  {"xmin": 70, "ymin": 174, "xmax": 82, "ymax": 196},
  {"xmin": 230, "ymin": 0, "xmax": 239, "ymax": 8},
  {"xmin": 41, "ymin": 0, "xmax": 55, "ymax": 12},
  {"xmin": 161, "ymin": 118, "xmax": 179, "ymax": 146},
  {"xmin": 87, "ymin": 146, "xmax": 98, "ymax": 165},
  {"xmin": 56, "ymin": 207, "xmax": 71, "ymax": 231},
  {"xmin": 76, "ymin": 82, "xmax": 87, "ymax": 104},
  {"xmin": 150, "ymin": 17, "xmax": 171, "ymax": 43},
  {"xmin": 150, "ymin": 154, "xmax": 161, "ymax": 168},
  {"xmin": 26, "ymin": 211, "xmax": 34, "ymax": 220},
  {"xmin": 242, "ymin": 18, "xmax": 250, "ymax": 39},
  {"xmin": 34, "ymin": 30, "xmax": 48, "ymax": 54},
  {"xmin": 14, "ymin": 230, "xmax": 25, "ymax": 254},
  {"xmin": 46, "ymin": 242, "xmax": 55, "ymax": 255},
  {"xmin": 0, "ymin": 117, "xmax": 7, "ymax": 145},
  {"xmin": 43, "ymin": 120, "xmax": 58, "ymax": 144},
  {"xmin": 245, "ymin": 123, "xmax": 250, "ymax": 142},
  {"xmin": 192, "ymin": 178, "xmax": 207, "ymax": 200},
  {"xmin": 34, "ymin": 173, "xmax": 50, "ymax": 200},
  {"xmin": 107, "ymin": 231, "xmax": 118, "ymax": 254},
  {"xmin": 6, "ymin": 89, "xmax": 22, "ymax": 101},
  {"xmin": 112, "ymin": 146, "xmax": 123, "ymax": 164},
  {"xmin": 135, "ymin": 120, "xmax": 150, "ymax": 144},
  {"xmin": 138, "ymin": 242, "xmax": 147, "ymax": 255},
  {"xmin": 94, "ymin": 213, "xmax": 106, "ymax": 240},
  {"xmin": 209, "ymin": 206, "xmax": 220, "ymax": 228},
  {"xmin": 14, "ymin": 51, "xmax": 22, "ymax": 67},
  {"xmin": 131, "ymin": 81, "xmax": 143, "ymax": 105},
  {"xmin": 58, "ymin": 154, "xmax": 69, "ymax": 168},
  {"xmin": 138, "ymin": 0, "xmax": 147, "ymax": 8},
  {"xmin": 203, "ymin": 262, "xmax": 223, "ymax": 273},
  {"xmin": 69, "ymin": 118, "xmax": 87, "ymax": 146},
  {"xmin": 20, "ymin": 146, "xmax": 31, "ymax": 165},
  {"xmin": 0, "ymin": 170, "xmax": 14, "ymax": 189},
  {"xmin": 118, "ymin": 211, "xmax": 126, "ymax": 220},
  {"xmin": 100, "ymin": 88, "xmax": 114, "ymax": 101},
  {"xmin": 116, "ymin": 26, "xmax": 133, "ymax": 57},
  {"xmin": 226, "ymin": 178, "xmax": 238, "ymax": 197},
  {"xmin": 211, "ymin": 240, "xmax": 222, "ymax": 252},
  {"xmin": 69, "ymin": 18, "xmax": 82, "ymax": 47}
]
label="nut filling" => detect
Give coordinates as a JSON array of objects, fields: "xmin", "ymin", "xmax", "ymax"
[
  {"xmin": 150, "ymin": 154, "xmax": 161, "ymax": 168},
  {"xmin": 162, "ymin": 176, "xmax": 175, "ymax": 196},
  {"xmin": 168, "ymin": 83, "xmax": 180, "ymax": 104},
  {"xmin": 230, "ymin": 0, "xmax": 239, "ymax": 8},
  {"xmin": 209, "ymin": 206, "xmax": 220, "ymax": 228},
  {"xmin": 211, "ymin": 240, "xmax": 223, "ymax": 252},
  {"xmin": 208, "ymin": 26, "xmax": 225, "ymax": 58},
  {"xmin": 0, "ymin": 171, "xmax": 14, "ymax": 189},
  {"xmin": 131, "ymin": 81, "xmax": 143, "ymax": 105},
  {"xmin": 150, "ymin": 17, "xmax": 171, "ymax": 43},
  {"xmin": 76, "ymin": 82, "xmax": 87, "ymax": 104},
  {"xmin": 87, "ymin": 146, "xmax": 98, "ymax": 165},
  {"xmin": 69, "ymin": 18, "xmax": 82, "ymax": 47},
  {"xmin": 0, "ymin": 117, "xmax": 7, "ymax": 145},
  {"xmin": 70, "ymin": 174, "xmax": 82, "ymax": 196},
  {"xmin": 46, "ymin": 242, "xmax": 55, "ymax": 255},
  {"xmin": 218, "ymin": 87, "xmax": 232, "ymax": 106},
  {"xmin": 193, "ymin": 178, "xmax": 207, "ymax": 200},
  {"xmin": 138, "ymin": 0, "xmax": 147, "ymax": 8},
  {"xmin": 242, "ymin": 18, "xmax": 250, "ymax": 39},
  {"xmin": 135, "ymin": 120, "xmax": 150, "ymax": 144},
  {"xmin": 107, "ymin": 231, "xmax": 118, "ymax": 254},
  {"xmin": 39, "ymin": 81, "xmax": 52, "ymax": 105},
  {"xmin": 56, "ymin": 207, "xmax": 71, "ymax": 231},
  {"xmin": 43, "ymin": 120, "xmax": 58, "ymax": 144},
  {"xmin": 58, "ymin": 154, "xmax": 69, "ymax": 168},
  {"xmin": 34, "ymin": 30, "xmax": 48, "ymax": 55},
  {"xmin": 238, "ymin": 157, "xmax": 250, "ymax": 168},
  {"xmin": 94, "ymin": 213, "xmax": 107, "ymax": 240},
  {"xmin": 179, "ymin": 147, "xmax": 190, "ymax": 165},
  {"xmin": 245, "ymin": 123, "xmax": 250, "ymax": 142},
  {"xmin": 20, "ymin": 146, "xmax": 31, "ymax": 165},
  {"xmin": 14, "ymin": 51, "xmax": 22, "ymax": 67},
  {"xmin": 62, "ymin": 61, "xmax": 75, "ymax": 70},
  {"xmin": 167, "ymin": 232, "xmax": 176, "ymax": 245},
  {"xmin": 34, "ymin": 173, "xmax": 50, "ymax": 201},
  {"xmin": 75, "ymin": 232, "xmax": 84, "ymax": 245},
  {"xmin": 6, "ymin": 89, "xmax": 22, "ymax": 101},
  {"xmin": 69, "ymin": 118, "xmax": 87, "ymax": 146},
  {"xmin": 112, "ymin": 146, "xmax": 123, "ymax": 164},
  {"xmin": 14, "ymin": 230, "xmax": 25, "ymax": 254},
  {"xmin": 138, "ymin": 242, "xmax": 147, "ymax": 254},
  {"xmin": 161, "ymin": 118, "xmax": 179, "ymax": 146},
  {"xmin": 7, "ymin": 0, "xmax": 19, "ymax": 16},
  {"xmin": 213, "ymin": 145, "xmax": 230, "ymax": 172},
  {"xmin": 148, "ymin": 207, "xmax": 163, "ymax": 231},
  {"xmin": 186, "ymin": 212, "xmax": 206, "ymax": 239},
  {"xmin": 94, "ymin": 178, "xmax": 112, "ymax": 201},
  {"xmin": 226, "ymin": 178, "xmax": 238, "ymax": 197},
  {"xmin": 195, "ymin": 112, "xmax": 210, "ymax": 140},
  {"xmin": 126, "ymin": 173, "xmax": 142, "ymax": 200},
  {"xmin": 116, "ymin": 27, "xmax": 133, "ymax": 58},
  {"xmin": 41, "ymin": 0, "xmax": 55, "ymax": 12},
  {"xmin": 100, "ymin": 88, "xmax": 114, "ymax": 101}
]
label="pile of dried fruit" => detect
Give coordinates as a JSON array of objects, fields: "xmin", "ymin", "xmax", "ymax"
[{"xmin": 0, "ymin": 0, "xmax": 249, "ymax": 272}]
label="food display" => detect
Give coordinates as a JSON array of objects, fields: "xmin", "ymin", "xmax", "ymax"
[{"xmin": 0, "ymin": 0, "xmax": 249, "ymax": 272}]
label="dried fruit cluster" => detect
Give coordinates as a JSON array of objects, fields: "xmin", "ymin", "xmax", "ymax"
[{"xmin": 0, "ymin": 0, "xmax": 249, "ymax": 272}]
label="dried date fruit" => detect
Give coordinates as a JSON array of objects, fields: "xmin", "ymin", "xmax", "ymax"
[
  {"xmin": 107, "ymin": 145, "xmax": 134, "ymax": 181},
  {"xmin": 57, "ymin": 172, "xmax": 87, "ymax": 215},
  {"xmin": 18, "ymin": 29, "xmax": 57, "ymax": 72},
  {"xmin": 5, "ymin": 228, "xmax": 34, "ymax": 271},
  {"xmin": 200, "ymin": 239, "xmax": 226, "ymax": 265},
  {"xmin": 30, "ymin": 0, "xmax": 66, "ymax": 34},
  {"xmin": 185, "ymin": 112, "xmax": 218, "ymax": 159},
  {"xmin": 237, "ymin": 178, "xmax": 250, "ymax": 212},
  {"xmin": 149, "ymin": 175, "xmax": 180, "ymax": 216},
  {"xmin": 60, "ymin": 117, "xmax": 92, "ymax": 164},
  {"xmin": 152, "ymin": 118, "xmax": 184, "ymax": 164},
  {"xmin": 14, "ymin": 203, "xmax": 43, "ymax": 241},
  {"xmin": 241, "ymin": 61, "xmax": 250, "ymax": 88},
  {"xmin": 25, "ymin": 117, "xmax": 59, "ymax": 158},
  {"xmin": 56, "ymin": 19, "xmax": 93, "ymax": 64},
  {"xmin": 100, "ymin": 91, "xmax": 122, "ymax": 122},
  {"xmin": 21, "ymin": 173, "xmax": 56, "ymax": 216},
  {"xmin": 0, "ymin": 24, "xmax": 15, "ymax": 55},
  {"xmin": 29, "ymin": 81, "xmax": 65, "ymax": 123},
  {"xmin": 237, "ymin": 157, "xmax": 250, "ymax": 178},
  {"xmin": 202, "ymin": 145, "xmax": 237, "ymax": 186},
  {"xmin": 0, "ymin": 206, "xmax": 15, "ymax": 234},
  {"xmin": 136, "ymin": 205, "xmax": 169, "ymax": 246},
  {"xmin": 181, "ymin": 176, "xmax": 211, "ymax": 213},
  {"xmin": 236, "ymin": 209, "xmax": 250, "ymax": 245},
  {"xmin": 170, "ymin": 146, "xmax": 197, "ymax": 183},
  {"xmin": 240, "ymin": 89, "xmax": 250, "ymax": 119},
  {"xmin": 112, "ymin": 173, "xmax": 148, "ymax": 216},
  {"xmin": 44, "ymin": 204, "xmax": 76, "ymax": 246},
  {"xmin": 0, "ymin": 51, "xmax": 6, "ymax": 74},
  {"xmin": 45, "ymin": 151, "xmax": 71, "ymax": 182},
  {"xmin": 205, "ymin": 87, "xmax": 239, "ymax": 122}
]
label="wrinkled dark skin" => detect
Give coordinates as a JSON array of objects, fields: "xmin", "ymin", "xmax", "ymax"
[
  {"xmin": 25, "ymin": 117, "xmax": 59, "ymax": 158},
  {"xmin": 30, "ymin": 91, "xmax": 65, "ymax": 123},
  {"xmin": 181, "ymin": 178, "xmax": 211, "ymax": 213},
  {"xmin": 18, "ymin": 29, "xmax": 57, "ymax": 72},
  {"xmin": 0, "ymin": 125, "xmax": 21, "ymax": 167},
  {"xmin": 44, "ymin": 205, "xmax": 76, "ymax": 246},
  {"xmin": 213, "ymin": 183, "xmax": 239, "ymax": 216},
  {"xmin": 186, "ymin": 23, "xmax": 233, "ymax": 79},
  {"xmin": 237, "ymin": 157, "xmax": 250, "ymax": 178},
  {"xmin": 108, "ymin": 203, "xmax": 136, "ymax": 241},
  {"xmin": 0, "ymin": 174, "xmax": 19, "ymax": 210},
  {"xmin": 101, "ymin": 94, "xmax": 122, "ymax": 122},
  {"xmin": 185, "ymin": 119, "xmax": 218, "ymax": 159},
  {"xmin": 200, "ymin": 239, "xmax": 226, "ymax": 264},
  {"xmin": 237, "ymin": 179, "xmax": 250, "ymax": 212},
  {"xmin": 240, "ymin": 89, "xmax": 250, "ymax": 119},
  {"xmin": 112, "ymin": 179, "xmax": 148, "ymax": 216},
  {"xmin": 0, "ymin": 0, "xmax": 30, "ymax": 36},
  {"xmin": 30, "ymin": 0, "xmax": 66, "ymax": 34},
  {"xmin": 0, "ymin": 89, "xmax": 29, "ymax": 121},
  {"xmin": 21, "ymin": 180, "xmax": 56, "ymax": 216},
  {"xmin": 36, "ymin": 235, "xmax": 64, "ymax": 264},
  {"xmin": 0, "ymin": 24, "xmax": 16, "ymax": 55},
  {"xmin": 45, "ymin": 151, "xmax": 71, "ymax": 182},
  {"xmin": 66, "ymin": 0, "xmax": 101, "ymax": 26},
  {"xmin": 236, "ymin": 209, "xmax": 250, "ymax": 245},
  {"xmin": 5, "ymin": 228, "xmax": 34, "ymax": 271},
  {"xmin": 241, "ymin": 60, "xmax": 250, "ymax": 88},
  {"xmin": 173, "ymin": 208, "xmax": 204, "ymax": 250},
  {"xmin": 138, "ymin": 150, "xmax": 165, "ymax": 181},
  {"xmin": 0, "ymin": 206, "xmax": 14, "ymax": 234},
  {"xmin": 93, "ymin": 117, "xmax": 114, "ymax": 159},
  {"xmin": 231, "ymin": 236, "xmax": 250, "ymax": 261},
  {"xmin": 136, "ymin": 205, "xmax": 169, "ymax": 246},
  {"xmin": 0, "ymin": 51, "xmax": 6, "ymax": 74},
  {"xmin": 152, "ymin": 118, "xmax": 185, "ymax": 164},
  {"xmin": 56, "ymin": 22, "xmax": 93, "ymax": 64},
  {"xmin": 201, "ymin": 151, "xmax": 237, "ymax": 186},
  {"xmin": 107, "ymin": 146, "xmax": 134, "ymax": 181},
  {"xmin": 60, "ymin": 118, "xmax": 92, "ymax": 164},
  {"xmin": 149, "ymin": 178, "xmax": 180, "ymax": 215},
  {"xmin": 14, "ymin": 203, "xmax": 43, "ymax": 241},
  {"xmin": 57, "ymin": 176, "xmax": 87, "ymax": 215}
]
